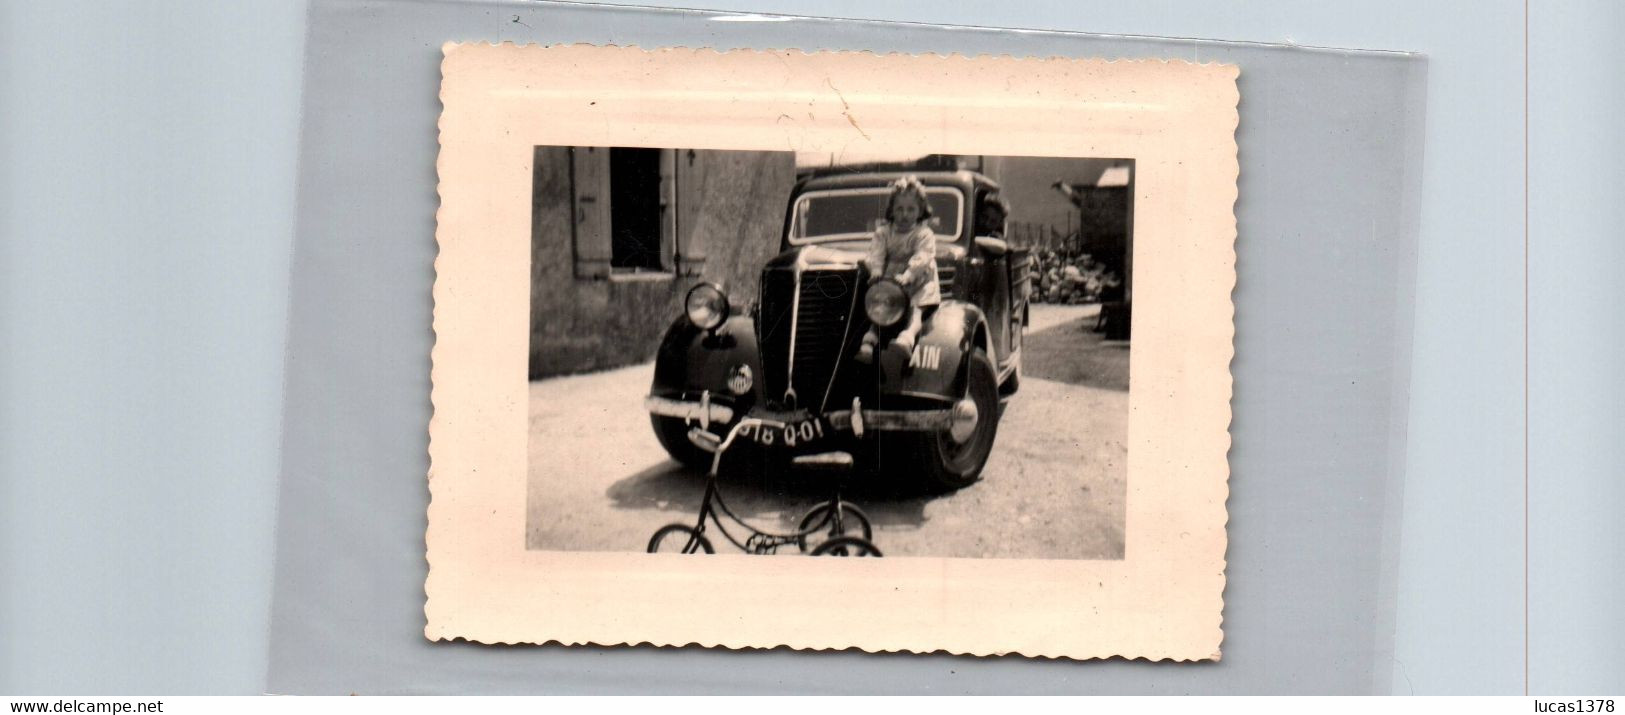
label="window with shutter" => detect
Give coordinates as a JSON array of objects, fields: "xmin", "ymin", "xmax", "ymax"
[{"xmin": 570, "ymin": 147, "xmax": 679, "ymax": 280}]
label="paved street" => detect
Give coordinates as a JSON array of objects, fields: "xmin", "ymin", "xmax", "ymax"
[
  {"xmin": 1026, "ymin": 302, "xmax": 1101, "ymax": 333},
  {"xmin": 527, "ymin": 304, "xmax": 1126, "ymax": 560}
]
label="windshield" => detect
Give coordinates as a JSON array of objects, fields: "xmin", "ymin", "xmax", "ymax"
[{"xmin": 789, "ymin": 187, "xmax": 963, "ymax": 245}]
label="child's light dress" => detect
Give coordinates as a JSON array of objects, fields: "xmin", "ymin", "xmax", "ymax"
[{"xmin": 863, "ymin": 222, "xmax": 940, "ymax": 306}]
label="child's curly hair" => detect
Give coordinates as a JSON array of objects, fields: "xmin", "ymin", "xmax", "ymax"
[{"xmin": 884, "ymin": 175, "xmax": 934, "ymax": 223}]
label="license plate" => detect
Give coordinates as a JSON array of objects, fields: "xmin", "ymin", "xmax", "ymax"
[{"xmin": 739, "ymin": 417, "xmax": 828, "ymax": 449}]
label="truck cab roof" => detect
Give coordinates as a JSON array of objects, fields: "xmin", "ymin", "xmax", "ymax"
[{"xmin": 793, "ymin": 170, "xmax": 1001, "ymax": 195}]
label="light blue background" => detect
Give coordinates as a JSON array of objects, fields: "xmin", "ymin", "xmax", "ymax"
[
  {"xmin": 0, "ymin": 0, "xmax": 1616, "ymax": 695},
  {"xmin": 273, "ymin": 2, "xmax": 1420, "ymax": 695}
]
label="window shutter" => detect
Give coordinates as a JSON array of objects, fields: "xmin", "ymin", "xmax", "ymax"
[
  {"xmin": 658, "ymin": 149, "xmax": 678, "ymax": 272},
  {"xmin": 571, "ymin": 147, "xmax": 612, "ymax": 279},
  {"xmin": 674, "ymin": 149, "xmax": 706, "ymax": 277}
]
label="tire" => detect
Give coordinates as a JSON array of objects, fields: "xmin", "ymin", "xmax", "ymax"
[
  {"xmin": 650, "ymin": 415, "xmax": 714, "ymax": 470},
  {"xmin": 893, "ymin": 347, "xmax": 1001, "ymax": 493},
  {"xmin": 646, "ymin": 524, "xmax": 714, "ymax": 554},
  {"xmin": 809, "ymin": 536, "xmax": 883, "ymax": 557},
  {"xmin": 1001, "ymin": 308, "xmax": 1025, "ymax": 397},
  {"xmin": 795, "ymin": 502, "xmax": 874, "ymax": 553},
  {"xmin": 999, "ymin": 345, "xmax": 1022, "ymax": 399}
]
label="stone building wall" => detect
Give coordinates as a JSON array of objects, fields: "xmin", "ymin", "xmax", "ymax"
[{"xmin": 529, "ymin": 147, "xmax": 796, "ymax": 380}]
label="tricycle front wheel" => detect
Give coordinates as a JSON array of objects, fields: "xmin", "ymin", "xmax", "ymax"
[{"xmin": 647, "ymin": 524, "xmax": 714, "ymax": 554}]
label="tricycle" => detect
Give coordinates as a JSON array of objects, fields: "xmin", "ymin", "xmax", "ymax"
[{"xmin": 646, "ymin": 415, "xmax": 882, "ymax": 557}]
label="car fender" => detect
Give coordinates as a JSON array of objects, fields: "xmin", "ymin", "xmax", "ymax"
[
  {"xmin": 876, "ymin": 301, "xmax": 989, "ymax": 405},
  {"xmin": 649, "ymin": 312, "xmax": 763, "ymax": 405}
]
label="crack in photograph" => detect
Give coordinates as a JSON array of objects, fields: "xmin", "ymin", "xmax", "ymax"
[{"xmin": 525, "ymin": 147, "xmax": 1133, "ymax": 560}]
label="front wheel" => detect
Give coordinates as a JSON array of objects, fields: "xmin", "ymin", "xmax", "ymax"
[
  {"xmin": 889, "ymin": 347, "xmax": 1001, "ymax": 493},
  {"xmin": 647, "ymin": 524, "xmax": 714, "ymax": 554}
]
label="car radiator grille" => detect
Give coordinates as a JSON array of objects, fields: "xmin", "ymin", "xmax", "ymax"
[
  {"xmin": 937, "ymin": 262, "xmax": 956, "ymax": 298},
  {"xmin": 758, "ymin": 268, "xmax": 860, "ymax": 411}
]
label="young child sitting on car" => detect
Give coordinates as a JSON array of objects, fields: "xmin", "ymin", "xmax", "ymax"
[{"xmin": 856, "ymin": 176, "xmax": 940, "ymax": 363}]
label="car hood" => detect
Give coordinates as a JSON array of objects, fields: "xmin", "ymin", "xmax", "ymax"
[
  {"xmin": 765, "ymin": 241, "xmax": 967, "ymax": 271},
  {"xmin": 763, "ymin": 244, "xmax": 867, "ymax": 271}
]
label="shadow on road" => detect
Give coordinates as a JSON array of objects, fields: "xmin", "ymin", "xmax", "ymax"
[
  {"xmin": 603, "ymin": 460, "xmax": 708, "ymax": 511},
  {"xmin": 1024, "ymin": 314, "xmax": 1130, "ymax": 392},
  {"xmin": 605, "ymin": 455, "xmax": 933, "ymax": 531}
]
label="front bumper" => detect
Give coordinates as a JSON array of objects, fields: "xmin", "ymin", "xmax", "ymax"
[
  {"xmin": 645, "ymin": 393, "xmax": 951, "ymax": 435},
  {"xmin": 644, "ymin": 393, "xmax": 734, "ymax": 429}
]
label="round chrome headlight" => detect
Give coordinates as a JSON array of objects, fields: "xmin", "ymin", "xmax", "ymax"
[
  {"xmin": 685, "ymin": 283, "xmax": 729, "ymax": 331},
  {"xmin": 864, "ymin": 279, "xmax": 909, "ymax": 328}
]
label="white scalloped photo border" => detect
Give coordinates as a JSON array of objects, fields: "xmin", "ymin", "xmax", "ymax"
[{"xmin": 428, "ymin": 43, "xmax": 1236, "ymax": 661}]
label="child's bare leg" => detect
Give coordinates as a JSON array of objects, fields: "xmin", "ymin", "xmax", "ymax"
[
  {"xmin": 856, "ymin": 326, "xmax": 879, "ymax": 363},
  {"xmin": 894, "ymin": 307, "xmax": 923, "ymax": 352}
]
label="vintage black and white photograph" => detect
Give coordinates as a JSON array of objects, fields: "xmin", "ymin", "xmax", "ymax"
[
  {"xmin": 525, "ymin": 147, "xmax": 1135, "ymax": 559},
  {"xmin": 430, "ymin": 44, "xmax": 1233, "ymax": 657}
]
